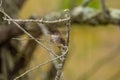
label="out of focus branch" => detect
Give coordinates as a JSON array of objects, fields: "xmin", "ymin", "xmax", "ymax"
[
  {"xmin": 0, "ymin": 24, "xmax": 24, "ymax": 45},
  {"xmin": 71, "ymin": 0, "xmax": 120, "ymax": 25},
  {"xmin": 81, "ymin": 0, "xmax": 91, "ymax": 7}
]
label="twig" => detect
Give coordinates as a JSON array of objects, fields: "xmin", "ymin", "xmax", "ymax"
[
  {"xmin": 0, "ymin": 0, "xmax": 2, "ymax": 7},
  {"xmin": 101, "ymin": 0, "xmax": 110, "ymax": 18},
  {"xmin": 37, "ymin": 23, "xmax": 49, "ymax": 36},
  {"xmin": 4, "ymin": 17, "xmax": 70, "ymax": 24},
  {"xmin": 81, "ymin": 0, "xmax": 91, "ymax": 7},
  {"xmin": 61, "ymin": 72, "xmax": 65, "ymax": 80},
  {"xmin": 12, "ymin": 38, "xmax": 49, "ymax": 42},
  {"xmin": 55, "ymin": 9, "xmax": 71, "ymax": 80},
  {"xmin": 101, "ymin": 0, "xmax": 107, "ymax": 12},
  {"xmin": 65, "ymin": 14, "xmax": 71, "ymax": 46},
  {"xmin": 13, "ymin": 47, "xmax": 68, "ymax": 80},
  {"xmin": 0, "ymin": 8, "xmax": 71, "ymax": 80},
  {"xmin": 0, "ymin": 9, "xmax": 71, "ymax": 80},
  {"xmin": 0, "ymin": 9, "xmax": 58, "ymax": 57},
  {"xmin": 36, "ymin": 22, "xmax": 60, "ymax": 68}
]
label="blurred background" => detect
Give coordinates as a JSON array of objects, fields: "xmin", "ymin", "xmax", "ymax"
[{"xmin": 0, "ymin": 0, "xmax": 120, "ymax": 80}]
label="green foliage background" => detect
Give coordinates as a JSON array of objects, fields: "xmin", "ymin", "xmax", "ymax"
[{"xmin": 60, "ymin": 0, "xmax": 101, "ymax": 9}]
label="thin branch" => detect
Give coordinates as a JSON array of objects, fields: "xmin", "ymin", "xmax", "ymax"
[
  {"xmin": 61, "ymin": 72, "xmax": 65, "ymax": 80},
  {"xmin": 0, "ymin": 0, "xmax": 2, "ymax": 7},
  {"xmin": 55, "ymin": 9, "xmax": 71, "ymax": 80},
  {"xmin": 101, "ymin": 0, "xmax": 110, "ymax": 18},
  {"xmin": 4, "ymin": 17, "xmax": 70, "ymax": 24},
  {"xmin": 65, "ymin": 14, "xmax": 71, "ymax": 46},
  {"xmin": 37, "ymin": 23, "xmax": 49, "ymax": 36},
  {"xmin": 101, "ymin": 0, "xmax": 107, "ymax": 12},
  {"xmin": 0, "ymin": 9, "xmax": 70, "ymax": 80},
  {"xmin": 13, "ymin": 48, "xmax": 68, "ymax": 80},
  {"xmin": 36, "ymin": 22, "xmax": 60, "ymax": 68},
  {"xmin": 81, "ymin": 0, "xmax": 91, "ymax": 7},
  {"xmin": 12, "ymin": 38, "xmax": 49, "ymax": 42},
  {"xmin": 0, "ymin": 10, "xmax": 58, "ymax": 57}
]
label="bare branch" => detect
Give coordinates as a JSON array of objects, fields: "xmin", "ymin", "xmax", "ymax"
[
  {"xmin": 0, "ymin": 9, "xmax": 58, "ymax": 57},
  {"xmin": 81, "ymin": 0, "xmax": 91, "ymax": 7},
  {"xmin": 55, "ymin": 9, "xmax": 71, "ymax": 80},
  {"xmin": 101, "ymin": 0, "xmax": 110, "ymax": 16},
  {"xmin": 0, "ymin": 9, "xmax": 71, "ymax": 80},
  {"xmin": 0, "ymin": 0, "xmax": 2, "ymax": 7},
  {"xmin": 4, "ymin": 17, "xmax": 70, "ymax": 24},
  {"xmin": 101, "ymin": 0, "xmax": 108, "ymax": 12},
  {"xmin": 13, "ymin": 47, "xmax": 68, "ymax": 80}
]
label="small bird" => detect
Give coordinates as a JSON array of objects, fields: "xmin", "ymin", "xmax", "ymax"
[{"xmin": 49, "ymin": 30, "xmax": 65, "ymax": 49}]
